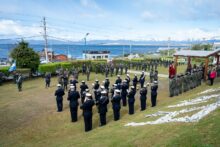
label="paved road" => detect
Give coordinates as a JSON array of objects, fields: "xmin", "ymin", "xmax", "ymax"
[{"xmin": 128, "ymin": 70, "xmax": 168, "ymax": 78}]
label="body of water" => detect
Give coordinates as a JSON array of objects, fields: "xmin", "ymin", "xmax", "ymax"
[{"xmin": 0, "ymin": 44, "xmax": 185, "ymax": 59}]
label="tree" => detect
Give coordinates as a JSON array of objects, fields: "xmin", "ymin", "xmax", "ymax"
[
  {"xmin": 191, "ymin": 44, "xmax": 212, "ymax": 51},
  {"xmin": 10, "ymin": 40, "xmax": 40, "ymax": 72}
]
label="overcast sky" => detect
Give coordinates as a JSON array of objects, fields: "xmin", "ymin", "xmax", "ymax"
[{"xmin": 0, "ymin": 0, "xmax": 220, "ymax": 41}]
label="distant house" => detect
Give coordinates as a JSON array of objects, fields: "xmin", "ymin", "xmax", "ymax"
[
  {"xmin": 127, "ymin": 54, "xmax": 140, "ymax": 59},
  {"xmin": 213, "ymin": 42, "xmax": 220, "ymax": 49},
  {"xmin": 82, "ymin": 50, "xmax": 110, "ymax": 60},
  {"xmin": 39, "ymin": 49, "xmax": 54, "ymax": 62},
  {"xmin": 39, "ymin": 49, "xmax": 68, "ymax": 62},
  {"xmin": 54, "ymin": 54, "xmax": 68, "ymax": 61}
]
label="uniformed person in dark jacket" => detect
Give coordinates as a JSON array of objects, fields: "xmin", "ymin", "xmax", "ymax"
[
  {"xmin": 55, "ymin": 84, "xmax": 65, "ymax": 112},
  {"xmin": 110, "ymin": 84, "xmax": 117, "ymax": 98},
  {"xmin": 80, "ymin": 93, "xmax": 95, "ymax": 132},
  {"xmin": 86, "ymin": 67, "xmax": 90, "ymax": 81},
  {"xmin": 45, "ymin": 72, "xmax": 51, "ymax": 88},
  {"xmin": 80, "ymin": 81, "xmax": 88, "ymax": 103},
  {"xmin": 115, "ymin": 75, "xmax": 122, "ymax": 85},
  {"xmin": 104, "ymin": 78, "xmax": 110, "ymax": 90},
  {"xmin": 111, "ymin": 89, "xmax": 121, "ymax": 121},
  {"xmin": 133, "ymin": 74, "xmax": 138, "ymax": 90},
  {"xmin": 127, "ymin": 86, "xmax": 136, "ymax": 115},
  {"xmin": 63, "ymin": 74, "xmax": 68, "ymax": 91},
  {"xmin": 149, "ymin": 69, "xmax": 154, "ymax": 83},
  {"xmin": 0, "ymin": 72, "xmax": 5, "ymax": 86},
  {"xmin": 67, "ymin": 85, "xmax": 80, "ymax": 122},
  {"xmin": 151, "ymin": 81, "xmax": 158, "ymax": 107},
  {"xmin": 125, "ymin": 74, "xmax": 130, "ymax": 88},
  {"xmin": 139, "ymin": 71, "xmax": 146, "ymax": 88},
  {"xmin": 93, "ymin": 80, "xmax": 100, "ymax": 100},
  {"xmin": 121, "ymin": 80, "xmax": 128, "ymax": 106},
  {"xmin": 69, "ymin": 76, "xmax": 78, "ymax": 89},
  {"xmin": 82, "ymin": 64, "xmax": 86, "ymax": 75},
  {"xmin": 140, "ymin": 84, "xmax": 148, "ymax": 111},
  {"xmin": 96, "ymin": 91, "xmax": 109, "ymax": 126},
  {"xmin": 16, "ymin": 73, "xmax": 23, "ymax": 92}
]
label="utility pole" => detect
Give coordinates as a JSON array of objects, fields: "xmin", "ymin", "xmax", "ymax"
[
  {"xmin": 43, "ymin": 17, "xmax": 49, "ymax": 63},
  {"xmin": 129, "ymin": 41, "xmax": 132, "ymax": 61},
  {"xmin": 123, "ymin": 45, "xmax": 125, "ymax": 60}
]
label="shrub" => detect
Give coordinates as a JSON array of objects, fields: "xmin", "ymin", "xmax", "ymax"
[
  {"xmin": 0, "ymin": 66, "xmax": 10, "ymax": 76},
  {"xmin": 38, "ymin": 60, "xmax": 108, "ymax": 74}
]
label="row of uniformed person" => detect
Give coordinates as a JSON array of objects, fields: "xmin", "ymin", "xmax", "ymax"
[
  {"xmin": 169, "ymin": 69, "xmax": 203, "ymax": 97},
  {"xmin": 54, "ymin": 75, "xmax": 159, "ymax": 132}
]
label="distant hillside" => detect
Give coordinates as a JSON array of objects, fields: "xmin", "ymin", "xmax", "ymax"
[{"xmin": 0, "ymin": 38, "xmax": 219, "ymax": 45}]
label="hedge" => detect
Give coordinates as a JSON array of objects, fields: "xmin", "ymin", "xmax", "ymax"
[
  {"xmin": 0, "ymin": 66, "xmax": 10, "ymax": 76},
  {"xmin": 38, "ymin": 60, "xmax": 108, "ymax": 74},
  {"xmin": 0, "ymin": 66, "xmax": 31, "ymax": 76}
]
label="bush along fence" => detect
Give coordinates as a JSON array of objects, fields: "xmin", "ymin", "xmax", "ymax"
[
  {"xmin": 38, "ymin": 60, "xmax": 108, "ymax": 74},
  {"xmin": 0, "ymin": 66, "xmax": 31, "ymax": 77}
]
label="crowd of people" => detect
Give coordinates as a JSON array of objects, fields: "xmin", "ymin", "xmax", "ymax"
[
  {"xmin": 169, "ymin": 62, "xmax": 218, "ymax": 97},
  {"xmin": 54, "ymin": 68, "xmax": 158, "ymax": 132}
]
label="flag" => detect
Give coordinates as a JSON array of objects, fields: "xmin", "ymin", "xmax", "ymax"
[{"xmin": 9, "ymin": 61, "xmax": 16, "ymax": 72}]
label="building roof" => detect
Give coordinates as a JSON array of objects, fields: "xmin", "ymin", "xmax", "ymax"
[{"xmin": 174, "ymin": 48, "xmax": 220, "ymax": 57}]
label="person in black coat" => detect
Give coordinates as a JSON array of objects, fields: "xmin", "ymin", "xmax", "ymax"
[
  {"xmin": 16, "ymin": 73, "xmax": 23, "ymax": 92},
  {"xmin": 133, "ymin": 74, "xmax": 138, "ymax": 90},
  {"xmin": 80, "ymin": 81, "xmax": 88, "ymax": 103},
  {"xmin": 139, "ymin": 71, "xmax": 145, "ymax": 88},
  {"xmin": 125, "ymin": 74, "xmax": 130, "ymax": 88},
  {"xmin": 140, "ymin": 84, "xmax": 148, "ymax": 111},
  {"xmin": 96, "ymin": 91, "xmax": 109, "ymax": 126},
  {"xmin": 93, "ymin": 80, "xmax": 100, "ymax": 100},
  {"xmin": 63, "ymin": 74, "xmax": 68, "ymax": 91},
  {"xmin": 110, "ymin": 84, "xmax": 117, "ymax": 98},
  {"xmin": 80, "ymin": 93, "xmax": 95, "ymax": 132},
  {"xmin": 104, "ymin": 78, "xmax": 110, "ymax": 90},
  {"xmin": 115, "ymin": 75, "xmax": 122, "ymax": 89},
  {"xmin": 55, "ymin": 84, "xmax": 65, "ymax": 112},
  {"xmin": 151, "ymin": 81, "xmax": 158, "ymax": 107},
  {"xmin": 121, "ymin": 80, "xmax": 128, "ymax": 106},
  {"xmin": 127, "ymin": 86, "xmax": 136, "ymax": 115},
  {"xmin": 111, "ymin": 89, "xmax": 121, "ymax": 121},
  {"xmin": 68, "ymin": 85, "xmax": 80, "ymax": 122},
  {"xmin": 69, "ymin": 76, "xmax": 78, "ymax": 90},
  {"xmin": 45, "ymin": 72, "xmax": 51, "ymax": 88}
]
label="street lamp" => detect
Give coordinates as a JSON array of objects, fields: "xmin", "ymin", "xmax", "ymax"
[{"xmin": 84, "ymin": 33, "xmax": 90, "ymax": 47}]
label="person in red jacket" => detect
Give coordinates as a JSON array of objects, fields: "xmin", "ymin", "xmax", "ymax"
[
  {"xmin": 169, "ymin": 62, "xmax": 176, "ymax": 79},
  {"xmin": 209, "ymin": 68, "xmax": 217, "ymax": 86}
]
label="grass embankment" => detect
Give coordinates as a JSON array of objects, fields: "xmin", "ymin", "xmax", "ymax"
[{"xmin": 0, "ymin": 68, "xmax": 219, "ymax": 147}]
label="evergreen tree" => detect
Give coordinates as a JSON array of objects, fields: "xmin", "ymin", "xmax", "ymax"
[{"xmin": 10, "ymin": 40, "xmax": 40, "ymax": 72}]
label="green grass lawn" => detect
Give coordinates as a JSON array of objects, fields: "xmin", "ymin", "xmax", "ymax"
[{"xmin": 0, "ymin": 72, "xmax": 220, "ymax": 147}]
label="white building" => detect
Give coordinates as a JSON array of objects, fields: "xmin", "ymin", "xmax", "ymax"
[
  {"xmin": 82, "ymin": 50, "xmax": 110, "ymax": 60},
  {"xmin": 213, "ymin": 42, "xmax": 220, "ymax": 49}
]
